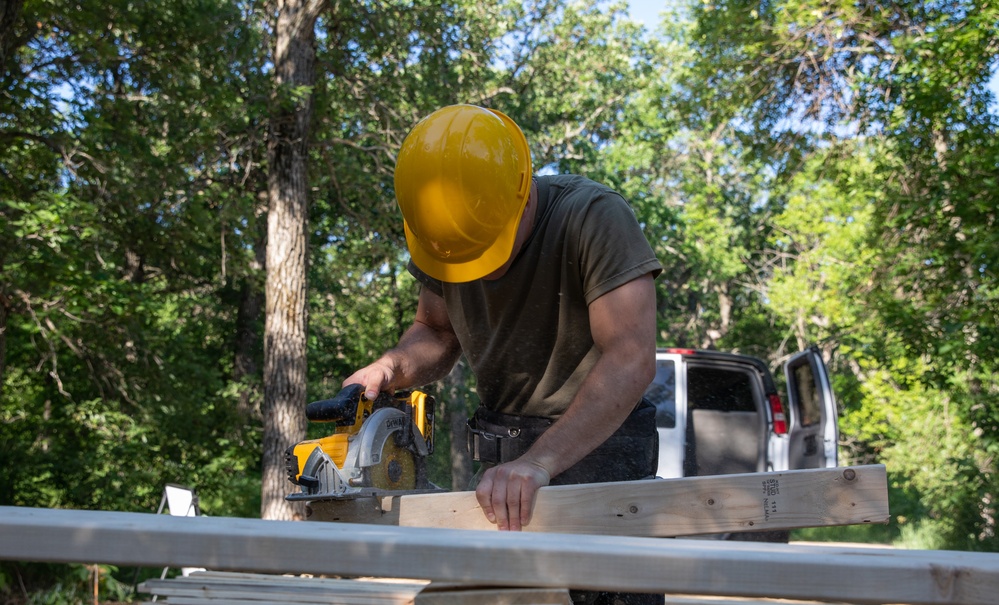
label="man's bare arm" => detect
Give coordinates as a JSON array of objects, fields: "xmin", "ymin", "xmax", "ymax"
[
  {"xmin": 343, "ymin": 287, "xmax": 462, "ymax": 401},
  {"xmin": 475, "ymin": 273, "xmax": 657, "ymax": 530}
]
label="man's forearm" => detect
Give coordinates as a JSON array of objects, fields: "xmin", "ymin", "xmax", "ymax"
[
  {"xmin": 472, "ymin": 345, "xmax": 654, "ymax": 531},
  {"xmin": 377, "ymin": 320, "xmax": 462, "ymax": 389},
  {"xmin": 525, "ymin": 348, "xmax": 653, "ymax": 478}
]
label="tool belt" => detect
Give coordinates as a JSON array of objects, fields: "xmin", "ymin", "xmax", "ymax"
[
  {"xmin": 466, "ymin": 408, "xmax": 553, "ymax": 465},
  {"xmin": 465, "ymin": 399, "xmax": 659, "ymax": 484}
]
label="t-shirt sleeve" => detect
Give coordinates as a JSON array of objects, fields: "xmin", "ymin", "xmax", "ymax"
[{"xmin": 578, "ymin": 192, "xmax": 662, "ymax": 304}]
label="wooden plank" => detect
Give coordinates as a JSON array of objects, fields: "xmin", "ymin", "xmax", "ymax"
[
  {"xmin": 138, "ymin": 572, "xmax": 427, "ymax": 605},
  {"xmin": 142, "ymin": 572, "xmax": 428, "ymax": 594},
  {"xmin": 140, "ymin": 598, "xmax": 294, "ymax": 605},
  {"xmin": 389, "ymin": 466, "xmax": 889, "ymax": 537},
  {"xmin": 144, "ymin": 598, "xmax": 563, "ymax": 605},
  {"xmin": 141, "ymin": 586, "xmax": 410, "ymax": 605},
  {"xmin": 142, "ymin": 598, "xmax": 412, "ymax": 605},
  {"xmin": 144, "ymin": 588, "xmax": 576, "ymax": 605},
  {"xmin": 414, "ymin": 587, "xmax": 570, "ymax": 605},
  {"xmin": 139, "ymin": 573, "xmax": 427, "ymax": 605},
  {"xmin": 3, "ymin": 502, "xmax": 999, "ymax": 604},
  {"xmin": 140, "ymin": 574, "xmax": 569, "ymax": 605},
  {"xmin": 141, "ymin": 593, "xmax": 410, "ymax": 605}
]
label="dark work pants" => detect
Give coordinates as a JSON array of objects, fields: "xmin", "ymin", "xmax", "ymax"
[{"xmin": 471, "ymin": 399, "xmax": 666, "ymax": 605}]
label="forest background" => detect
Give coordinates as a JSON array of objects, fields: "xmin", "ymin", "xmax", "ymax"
[{"xmin": 1, "ymin": 0, "xmax": 998, "ymax": 599}]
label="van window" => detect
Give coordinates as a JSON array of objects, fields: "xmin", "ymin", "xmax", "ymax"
[
  {"xmin": 645, "ymin": 361, "xmax": 676, "ymax": 428},
  {"xmin": 792, "ymin": 362, "xmax": 822, "ymax": 427},
  {"xmin": 687, "ymin": 366, "xmax": 757, "ymax": 413}
]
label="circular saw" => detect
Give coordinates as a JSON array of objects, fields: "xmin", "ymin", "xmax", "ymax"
[{"xmin": 285, "ymin": 385, "xmax": 436, "ymax": 503}]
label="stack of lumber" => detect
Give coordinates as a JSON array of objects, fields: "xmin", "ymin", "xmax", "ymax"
[
  {"xmin": 138, "ymin": 572, "xmax": 571, "ymax": 605},
  {"xmin": 137, "ymin": 572, "xmax": 853, "ymax": 605}
]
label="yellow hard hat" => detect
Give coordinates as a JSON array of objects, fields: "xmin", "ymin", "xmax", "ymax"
[{"xmin": 394, "ymin": 104, "xmax": 532, "ymax": 283}]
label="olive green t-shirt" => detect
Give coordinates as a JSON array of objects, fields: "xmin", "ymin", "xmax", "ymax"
[{"xmin": 409, "ymin": 174, "xmax": 662, "ymax": 418}]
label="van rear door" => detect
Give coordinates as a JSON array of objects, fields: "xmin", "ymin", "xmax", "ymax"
[
  {"xmin": 783, "ymin": 347, "xmax": 839, "ymax": 469},
  {"xmin": 646, "ymin": 351, "xmax": 684, "ymax": 479}
]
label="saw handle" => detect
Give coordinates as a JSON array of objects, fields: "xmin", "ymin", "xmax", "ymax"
[
  {"xmin": 306, "ymin": 384, "xmax": 403, "ymax": 424},
  {"xmin": 306, "ymin": 383, "xmax": 366, "ymax": 423}
]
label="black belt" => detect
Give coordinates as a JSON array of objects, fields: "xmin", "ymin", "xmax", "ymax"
[
  {"xmin": 466, "ymin": 400, "xmax": 660, "ymax": 484},
  {"xmin": 466, "ymin": 408, "xmax": 553, "ymax": 465}
]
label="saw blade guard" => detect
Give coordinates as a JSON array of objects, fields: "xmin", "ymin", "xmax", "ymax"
[
  {"xmin": 306, "ymin": 446, "xmax": 349, "ymax": 494},
  {"xmin": 349, "ymin": 407, "xmax": 429, "ymax": 469}
]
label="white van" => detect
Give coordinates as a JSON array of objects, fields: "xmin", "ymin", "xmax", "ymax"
[{"xmin": 644, "ymin": 346, "xmax": 840, "ymax": 540}]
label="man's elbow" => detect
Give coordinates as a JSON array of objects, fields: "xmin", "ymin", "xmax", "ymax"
[
  {"xmin": 636, "ymin": 350, "xmax": 656, "ymax": 391},
  {"xmin": 613, "ymin": 339, "xmax": 656, "ymax": 393}
]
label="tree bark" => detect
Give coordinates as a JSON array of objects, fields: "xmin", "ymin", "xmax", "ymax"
[
  {"xmin": 0, "ymin": 287, "xmax": 7, "ymax": 397},
  {"xmin": 235, "ymin": 219, "xmax": 267, "ymax": 428},
  {"xmin": 261, "ymin": 0, "xmax": 325, "ymax": 521},
  {"xmin": 444, "ymin": 359, "xmax": 473, "ymax": 491},
  {"xmin": 0, "ymin": 0, "xmax": 24, "ymax": 78},
  {"xmin": 235, "ymin": 275, "xmax": 264, "ymax": 422}
]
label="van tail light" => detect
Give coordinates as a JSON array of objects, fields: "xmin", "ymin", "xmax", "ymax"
[{"xmin": 769, "ymin": 394, "xmax": 788, "ymax": 435}]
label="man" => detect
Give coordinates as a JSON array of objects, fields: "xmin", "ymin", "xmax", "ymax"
[{"xmin": 344, "ymin": 104, "xmax": 662, "ymax": 605}]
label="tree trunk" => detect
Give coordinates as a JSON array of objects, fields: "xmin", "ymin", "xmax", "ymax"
[
  {"xmin": 235, "ymin": 220, "xmax": 267, "ymax": 428},
  {"xmin": 235, "ymin": 276, "xmax": 264, "ymax": 422},
  {"xmin": 0, "ymin": 0, "xmax": 24, "ymax": 77},
  {"xmin": 445, "ymin": 359, "xmax": 474, "ymax": 490},
  {"xmin": 261, "ymin": 0, "xmax": 325, "ymax": 521},
  {"xmin": 0, "ymin": 288, "xmax": 7, "ymax": 397}
]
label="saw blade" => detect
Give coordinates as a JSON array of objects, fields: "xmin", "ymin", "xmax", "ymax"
[{"xmin": 364, "ymin": 437, "xmax": 420, "ymax": 491}]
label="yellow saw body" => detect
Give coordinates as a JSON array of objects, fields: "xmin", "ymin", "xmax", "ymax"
[{"xmin": 285, "ymin": 385, "xmax": 438, "ymax": 503}]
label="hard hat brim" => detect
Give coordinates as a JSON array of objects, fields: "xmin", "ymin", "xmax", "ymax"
[{"xmin": 404, "ymin": 211, "xmax": 523, "ymax": 283}]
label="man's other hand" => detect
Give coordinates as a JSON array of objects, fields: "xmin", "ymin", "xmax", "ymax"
[{"xmin": 475, "ymin": 459, "xmax": 551, "ymax": 531}]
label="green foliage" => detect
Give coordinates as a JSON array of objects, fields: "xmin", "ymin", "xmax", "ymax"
[
  {"xmin": 674, "ymin": 0, "xmax": 998, "ymax": 550},
  {"xmin": 837, "ymin": 353, "xmax": 995, "ymax": 550},
  {"xmin": 0, "ymin": 563, "xmax": 133, "ymax": 605},
  {"xmin": 1, "ymin": 0, "xmax": 266, "ymax": 520}
]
